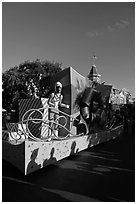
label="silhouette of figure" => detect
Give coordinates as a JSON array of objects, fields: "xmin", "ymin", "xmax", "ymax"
[
  {"xmin": 26, "ymin": 148, "xmax": 41, "ymax": 174},
  {"xmin": 70, "ymin": 141, "xmax": 76, "ymax": 155},
  {"xmin": 43, "ymin": 147, "xmax": 57, "ymax": 167}
]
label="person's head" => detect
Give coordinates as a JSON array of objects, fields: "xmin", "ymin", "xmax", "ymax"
[{"xmin": 55, "ymin": 82, "xmax": 62, "ymax": 93}]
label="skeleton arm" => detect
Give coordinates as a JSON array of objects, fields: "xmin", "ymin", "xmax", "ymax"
[{"xmin": 59, "ymin": 95, "xmax": 69, "ymax": 109}]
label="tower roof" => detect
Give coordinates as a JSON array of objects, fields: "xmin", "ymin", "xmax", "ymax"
[{"xmin": 88, "ymin": 64, "xmax": 101, "ymax": 79}]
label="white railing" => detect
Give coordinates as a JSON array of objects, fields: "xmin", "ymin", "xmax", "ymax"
[{"xmin": 6, "ymin": 106, "xmax": 85, "ymax": 145}]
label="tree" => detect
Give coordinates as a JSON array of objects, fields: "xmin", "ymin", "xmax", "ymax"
[{"xmin": 2, "ymin": 59, "xmax": 62, "ymax": 110}]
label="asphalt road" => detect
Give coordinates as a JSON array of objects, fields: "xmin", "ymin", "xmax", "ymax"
[{"xmin": 2, "ymin": 130, "xmax": 135, "ymax": 202}]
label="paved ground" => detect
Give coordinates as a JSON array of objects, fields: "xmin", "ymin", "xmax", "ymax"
[{"xmin": 2, "ymin": 130, "xmax": 135, "ymax": 202}]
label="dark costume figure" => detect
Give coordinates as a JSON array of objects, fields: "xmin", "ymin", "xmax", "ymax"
[{"xmin": 80, "ymin": 87, "xmax": 107, "ymax": 133}]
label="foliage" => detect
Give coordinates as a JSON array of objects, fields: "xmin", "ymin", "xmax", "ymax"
[{"xmin": 2, "ymin": 59, "xmax": 62, "ymax": 110}]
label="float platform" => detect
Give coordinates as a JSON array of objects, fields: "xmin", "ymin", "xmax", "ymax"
[{"xmin": 2, "ymin": 125, "xmax": 123, "ymax": 175}]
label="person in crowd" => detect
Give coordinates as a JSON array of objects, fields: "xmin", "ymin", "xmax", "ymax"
[
  {"xmin": 89, "ymin": 101, "xmax": 106, "ymax": 133},
  {"xmin": 115, "ymin": 109, "xmax": 123, "ymax": 126}
]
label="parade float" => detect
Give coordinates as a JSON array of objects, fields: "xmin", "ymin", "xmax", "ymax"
[{"xmin": 2, "ymin": 63, "xmax": 124, "ymax": 175}]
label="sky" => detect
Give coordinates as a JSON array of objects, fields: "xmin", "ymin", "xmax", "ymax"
[{"xmin": 2, "ymin": 2, "xmax": 135, "ymax": 97}]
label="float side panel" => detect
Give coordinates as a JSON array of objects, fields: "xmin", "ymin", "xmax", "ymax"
[
  {"xmin": 2, "ymin": 141, "xmax": 25, "ymax": 174},
  {"xmin": 25, "ymin": 125, "xmax": 123, "ymax": 175}
]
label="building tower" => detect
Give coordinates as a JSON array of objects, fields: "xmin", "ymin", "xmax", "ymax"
[{"xmin": 87, "ymin": 55, "xmax": 101, "ymax": 87}]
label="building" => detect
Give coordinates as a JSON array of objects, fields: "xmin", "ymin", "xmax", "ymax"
[{"xmin": 87, "ymin": 56, "xmax": 133, "ymax": 106}]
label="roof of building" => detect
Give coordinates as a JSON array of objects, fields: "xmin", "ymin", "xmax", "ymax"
[{"xmin": 88, "ymin": 64, "xmax": 101, "ymax": 78}]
